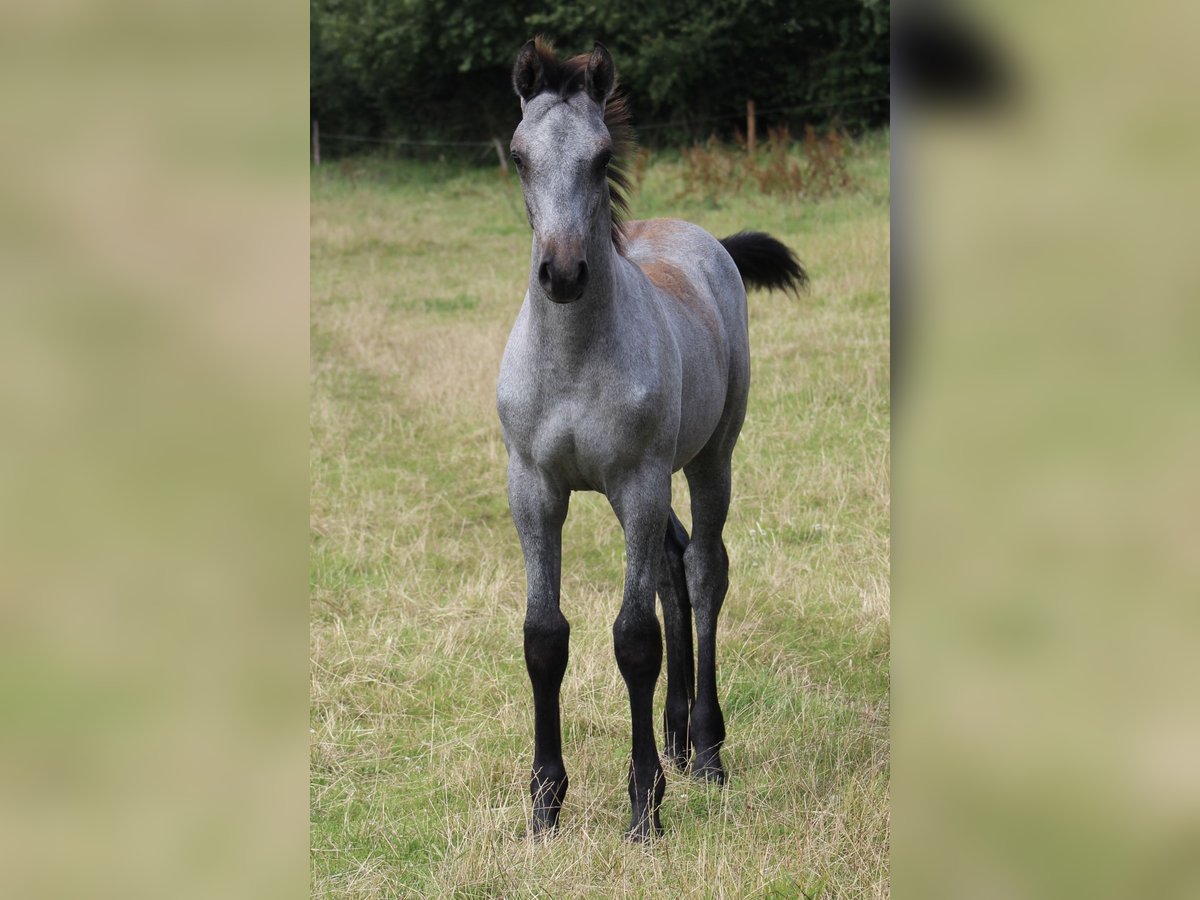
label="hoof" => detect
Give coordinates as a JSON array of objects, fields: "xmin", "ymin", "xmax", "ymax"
[
  {"xmin": 625, "ymin": 817, "xmax": 664, "ymax": 843},
  {"xmin": 663, "ymin": 749, "xmax": 690, "ymax": 771},
  {"xmin": 525, "ymin": 802, "xmax": 563, "ymax": 840},
  {"xmin": 523, "ymin": 820, "xmax": 558, "ymax": 841},
  {"xmin": 529, "ymin": 771, "xmax": 567, "ymax": 837},
  {"xmin": 694, "ymin": 765, "xmax": 726, "ymax": 785},
  {"xmin": 692, "ymin": 749, "xmax": 727, "ymax": 785},
  {"xmin": 664, "ymin": 725, "xmax": 690, "ymax": 770}
]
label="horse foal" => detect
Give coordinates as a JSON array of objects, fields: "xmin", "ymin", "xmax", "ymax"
[{"xmin": 497, "ymin": 38, "xmax": 807, "ymax": 842}]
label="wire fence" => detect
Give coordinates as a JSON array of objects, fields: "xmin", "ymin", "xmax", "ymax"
[
  {"xmin": 313, "ymin": 94, "xmax": 890, "ymax": 159},
  {"xmin": 318, "ymin": 134, "xmax": 496, "ymax": 148}
]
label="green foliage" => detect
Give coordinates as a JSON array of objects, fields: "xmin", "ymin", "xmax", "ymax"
[
  {"xmin": 310, "ymin": 0, "xmax": 889, "ymax": 155},
  {"xmin": 310, "ymin": 0, "xmax": 535, "ymax": 143}
]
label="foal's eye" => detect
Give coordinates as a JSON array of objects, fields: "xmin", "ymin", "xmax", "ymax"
[
  {"xmin": 594, "ymin": 150, "xmax": 613, "ymax": 174},
  {"xmin": 510, "ymin": 151, "xmax": 525, "ymax": 172}
]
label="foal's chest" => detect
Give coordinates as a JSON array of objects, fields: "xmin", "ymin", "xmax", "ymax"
[{"xmin": 500, "ymin": 373, "xmax": 667, "ymax": 491}]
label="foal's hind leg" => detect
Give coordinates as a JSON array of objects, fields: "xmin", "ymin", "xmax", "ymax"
[
  {"xmin": 658, "ymin": 510, "xmax": 694, "ymax": 770},
  {"xmin": 683, "ymin": 457, "xmax": 733, "ymax": 784}
]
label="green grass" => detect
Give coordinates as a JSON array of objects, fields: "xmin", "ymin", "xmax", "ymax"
[{"xmin": 311, "ymin": 133, "xmax": 890, "ymax": 897}]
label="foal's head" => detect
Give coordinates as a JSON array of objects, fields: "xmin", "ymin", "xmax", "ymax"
[{"xmin": 510, "ymin": 39, "xmax": 632, "ymax": 304}]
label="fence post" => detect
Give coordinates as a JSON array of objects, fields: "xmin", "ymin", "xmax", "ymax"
[
  {"xmin": 492, "ymin": 137, "xmax": 509, "ymax": 179},
  {"xmin": 312, "ymin": 120, "xmax": 321, "ymax": 166},
  {"xmin": 746, "ymin": 99, "xmax": 756, "ymax": 154}
]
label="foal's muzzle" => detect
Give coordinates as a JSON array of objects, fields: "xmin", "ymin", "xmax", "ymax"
[{"xmin": 538, "ymin": 252, "xmax": 589, "ymax": 304}]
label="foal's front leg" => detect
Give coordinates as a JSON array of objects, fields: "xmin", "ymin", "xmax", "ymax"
[
  {"xmin": 609, "ymin": 468, "xmax": 671, "ymax": 841},
  {"xmin": 508, "ymin": 462, "xmax": 570, "ymax": 835}
]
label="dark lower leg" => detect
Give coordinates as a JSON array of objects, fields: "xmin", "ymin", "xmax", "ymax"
[
  {"xmin": 692, "ymin": 631, "xmax": 726, "ymax": 781},
  {"xmin": 614, "ymin": 612, "xmax": 665, "ymax": 841},
  {"xmin": 609, "ymin": 471, "xmax": 672, "ymax": 840},
  {"xmin": 658, "ymin": 511, "xmax": 693, "ymax": 769},
  {"xmin": 525, "ymin": 610, "xmax": 569, "ymax": 833},
  {"xmin": 686, "ymin": 538, "xmax": 728, "ymax": 784}
]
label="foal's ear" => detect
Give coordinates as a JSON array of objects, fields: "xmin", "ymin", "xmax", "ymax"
[
  {"xmin": 585, "ymin": 42, "xmax": 616, "ymax": 105},
  {"xmin": 513, "ymin": 39, "xmax": 544, "ymax": 102}
]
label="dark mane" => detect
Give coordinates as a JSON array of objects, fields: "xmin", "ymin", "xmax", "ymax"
[{"xmin": 527, "ymin": 37, "xmax": 636, "ymax": 254}]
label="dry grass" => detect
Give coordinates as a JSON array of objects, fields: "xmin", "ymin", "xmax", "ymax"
[
  {"xmin": 311, "ymin": 133, "xmax": 890, "ymax": 897},
  {"xmin": 679, "ymin": 126, "xmax": 855, "ymax": 205}
]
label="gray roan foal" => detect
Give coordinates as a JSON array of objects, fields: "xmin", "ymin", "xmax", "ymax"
[{"xmin": 497, "ymin": 38, "xmax": 807, "ymax": 842}]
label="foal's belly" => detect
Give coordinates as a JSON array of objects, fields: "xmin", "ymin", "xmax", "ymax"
[{"xmin": 671, "ymin": 373, "xmax": 726, "ymax": 470}]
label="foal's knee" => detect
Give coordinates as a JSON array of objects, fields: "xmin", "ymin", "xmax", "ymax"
[
  {"xmin": 613, "ymin": 615, "xmax": 662, "ymax": 683},
  {"xmin": 524, "ymin": 611, "xmax": 569, "ymax": 682}
]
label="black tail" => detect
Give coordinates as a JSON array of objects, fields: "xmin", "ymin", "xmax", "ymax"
[{"xmin": 719, "ymin": 231, "xmax": 808, "ymax": 295}]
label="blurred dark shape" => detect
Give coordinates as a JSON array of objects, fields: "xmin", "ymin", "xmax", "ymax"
[
  {"xmin": 893, "ymin": 3, "xmax": 1014, "ymax": 111},
  {"xmin": 890, "ymin": 4, "xmax": 1016, "ymax": 410}
]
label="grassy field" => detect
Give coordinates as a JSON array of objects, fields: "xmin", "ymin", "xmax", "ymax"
[{"xmin": 310, "ymin": 133, "xmax": 890, "ymax": 897}]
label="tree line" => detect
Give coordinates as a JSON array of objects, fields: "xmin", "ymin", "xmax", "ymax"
[{"xmin": 310, "ymin": 0, "xmax": 889, "ymax": 156}]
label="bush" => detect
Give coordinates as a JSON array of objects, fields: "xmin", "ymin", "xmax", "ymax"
[
  {"xmin": 311, "ymin": 0, "xmax": 889, "ymax": 156},
  {"xmin": 677, "ymin": 126, "xmax": 855, "ymax": 205}
]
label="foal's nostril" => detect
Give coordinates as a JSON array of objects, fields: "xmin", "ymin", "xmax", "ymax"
[
  {"xmin": 576, "ymin": 260, "xmax": 589, "ymax": 290},
  {"xmin": 538, "ymin": 261, "xmax": 552, "ymax": 291}
]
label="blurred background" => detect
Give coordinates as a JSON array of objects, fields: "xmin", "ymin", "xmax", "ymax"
[
  {"xmin": 0, "ymin": 1, "xmax": 307, "ymax": 897},
  {"xmin": 894, "ymin": 2, "xmax": 1200, "ymax": 898}
]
